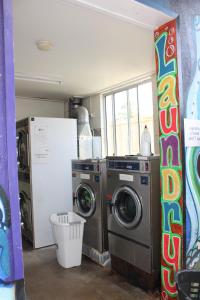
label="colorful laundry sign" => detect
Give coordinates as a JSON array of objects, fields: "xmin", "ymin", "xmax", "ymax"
[{"xmin": 154, "ymin": 20, "xmax": 183, "ymax": 299}]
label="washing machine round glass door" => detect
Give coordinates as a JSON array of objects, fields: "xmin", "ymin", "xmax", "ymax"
[
  {"xmin": 17, "ymin": 130, "xmax": 29, "ymax": 171},
  {"xmin": 112, "ymin": 186, "xmax": 142, "ymax": 229},
  {"xmin": 19, "ymin": 191, "xmax": 32, "ymax": 232},
  {"xmin": 76, "ymin": 184, "xmax": 95, "ymax": 218}
]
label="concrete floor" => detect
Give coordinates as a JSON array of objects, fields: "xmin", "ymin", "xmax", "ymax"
[{"xmin": 23, "ymin": 243, "xmax": 159, "ymax": 300}]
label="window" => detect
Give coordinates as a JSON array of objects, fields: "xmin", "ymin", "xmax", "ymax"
[
  {"xmin": 115, "ymin": 91, "xmax": 129, "ymax": 156},
  {"xmin": 103, "ymin": 80, "xmax": 154, "ymax": 156}
]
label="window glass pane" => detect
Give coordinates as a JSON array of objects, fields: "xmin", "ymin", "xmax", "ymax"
[
  {"xmin": 128, "ymin": 88, "xmax": 140, "ymax": 155},
  {"xmin": 138, "ymin": 82, "xmax": 154, "ymax": 153},
  {"xmin": 100, "ymin": 97, "xmax": 106, "ymax": 158},
  {"xmin": 114, "ymin": 91, "xmax": 128, "ymax": 156},
  {"xmin": 105, "ymin": 95, "xmax": 115, "ymax": 156}
]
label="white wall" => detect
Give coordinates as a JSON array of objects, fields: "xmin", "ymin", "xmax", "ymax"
[{"xmin": 16, "ymin": 97, "xmax": 65, "ymax": 121}]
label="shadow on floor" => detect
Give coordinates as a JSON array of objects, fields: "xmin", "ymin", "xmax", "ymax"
[{"xmin": 23, "ymin": 240, "xmax": 159, "ymax": 300}]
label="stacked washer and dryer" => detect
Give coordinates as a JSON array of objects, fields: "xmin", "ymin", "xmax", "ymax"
[{"xmin": 17, "ymin": 117, "xmax": 77, "ymax": 248}]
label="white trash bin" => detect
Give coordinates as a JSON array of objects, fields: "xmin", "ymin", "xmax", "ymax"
[{"xmin": 50, "ymin": 212, "xmax": 86, "ymax": 268}]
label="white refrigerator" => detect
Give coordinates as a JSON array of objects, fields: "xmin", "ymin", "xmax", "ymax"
[{"xmin": 18, "ymin": 117, "xmax": 77, "ymax": 248}]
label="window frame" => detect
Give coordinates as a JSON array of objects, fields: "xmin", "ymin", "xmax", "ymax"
[{"xmin": 103, "ymin": 79, "xmax": 153, "ymax": 156}]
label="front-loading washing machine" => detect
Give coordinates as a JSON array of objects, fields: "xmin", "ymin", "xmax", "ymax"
[
  {"xmin": 19, "ymin": 181, "xmax": 33, "ymax": 242},
  {"xmin": 106, "ymin": 155, "xmax": 160, "ymax": 289},
  {"xmin": 72, "ymin": 159, "xmax": 108, "ymax": 253}
]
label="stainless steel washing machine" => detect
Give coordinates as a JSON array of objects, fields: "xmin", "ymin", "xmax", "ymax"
[
  {"xmin": 106, "ymin": 155, "xmax": 160, "ymax": 280},
  {"xmin": 17, "ymin": 118, "xmax": 33, "ymax": 242},
  {"xmin": 72, "ymin": 159, "xmax": 108, "ymax": 253}
]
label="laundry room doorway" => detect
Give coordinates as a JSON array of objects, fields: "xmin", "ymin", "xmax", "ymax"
[{"xmin": 0, "ymin": 1, "xmax": 185, "ymax": 300}]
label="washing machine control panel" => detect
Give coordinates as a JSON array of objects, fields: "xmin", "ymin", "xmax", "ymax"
[
  {"xmin": 107, "ymin": 161, "xmax": 140, "ymax": 171},
  {"xmin": 72, "ymin": 163, "xmax": 94, "ymax": 171},
  {"xmin": 107, "ymin": 160, "xmax": 150, "ymax": 173},
  {"xmin": 72, "ymin": 162, "xmax": 101, "ymax": 173}
]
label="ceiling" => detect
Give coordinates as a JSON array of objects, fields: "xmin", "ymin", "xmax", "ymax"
[{"xmin": 13, "ymin": 0, "xmax": 172, "ymax": 100}]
